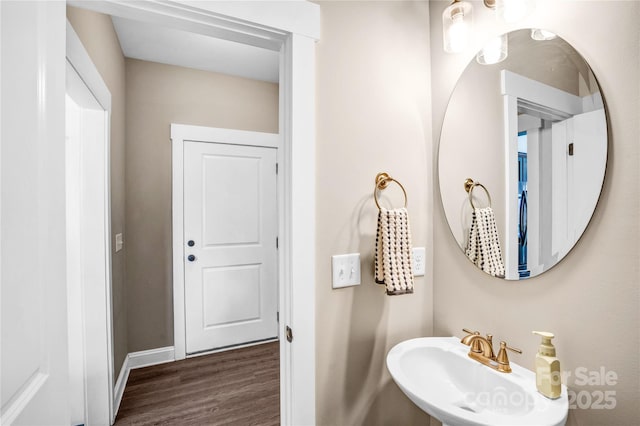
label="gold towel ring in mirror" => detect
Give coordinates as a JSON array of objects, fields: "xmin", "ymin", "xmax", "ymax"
[
  {"xmin": 374, "ymin": 172, "xmax": 408, "ymax": 210},
  {"xmin": 464, "ymin": 178, "xmax": 492, "ymax": 209}
]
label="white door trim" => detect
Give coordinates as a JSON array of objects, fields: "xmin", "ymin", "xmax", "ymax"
[
  {"xmin": 171, "ymin": 123, "xmax": 280, "ymax": 359},
  {"xmin": 279, "ymin": 34, "xmax": 317, "ymax": 423},
  {"xmin": 65, "ymin": 2, "xmax": 318, "ymax": 424},
  {"xmin": 66, "ymin": 21, "xmax": 115, "ymax": 425}
]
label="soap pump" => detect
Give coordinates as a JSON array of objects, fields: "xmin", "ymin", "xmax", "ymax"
[{"xmin": 532, "ymin": 331, "xmax": 561, "ymax": 399}]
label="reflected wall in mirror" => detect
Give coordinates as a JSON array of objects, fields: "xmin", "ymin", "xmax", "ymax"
[{"xmin": 439, "ymin": 29, "xmax": 608, "ymax": 280}]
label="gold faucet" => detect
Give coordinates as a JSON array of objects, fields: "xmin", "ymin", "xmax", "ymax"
[{"xmin": 461, "ymin": 329, "xmax": 522, "ymax": 373}]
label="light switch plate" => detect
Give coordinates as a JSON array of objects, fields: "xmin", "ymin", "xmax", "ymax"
[
  {"xmin": 331, "ymin": 253, "xmax": 361, "ymax": 288},
  {"xmin": 413, "ymin": 247, "xmax": 425, "ymax": 276},
  {"xmin": 115, "ymin": 233, "xmax": 124, "ymax": 253}
]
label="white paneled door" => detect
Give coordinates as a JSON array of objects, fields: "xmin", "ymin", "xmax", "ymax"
[
  {"xmin": 183, "ymin": 141, "xmax": 278, "ymax": 354},
  {"xmin": 1, "ymin": 1, "xmax": 69, "ymax": 424}
]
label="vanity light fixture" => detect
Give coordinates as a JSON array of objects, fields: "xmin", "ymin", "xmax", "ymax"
[
  {"xmin": 443, "ymin": 0, "xmax": 534, "ymax": 54},
  {"xmin": 442, "ymin": 0, "xmax": 473, "ymax": 53},
  {"xmin": 476, "ymin": 34, "xmax": 508, "ymax": 65},
  {"xmin": 530, "ymin": 28, "xmax": 557, "ymax": 41}
]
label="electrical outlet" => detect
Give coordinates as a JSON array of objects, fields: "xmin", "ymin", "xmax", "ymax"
[
  {"xmin": 331, "ymin": 253, "xmax": 361, "ymax": 288},
  {"xmin": 413, "ymin": 247, "xmax": 425, "ymax": 276}
]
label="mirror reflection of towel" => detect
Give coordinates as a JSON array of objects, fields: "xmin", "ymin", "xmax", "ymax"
[
  {"xmin": 375, "ymin": 207, "xmax": 414, "ymax": 295},
  {"xmin": 465, "ymin": 207, "xmax": 505, "ymax": 278}
]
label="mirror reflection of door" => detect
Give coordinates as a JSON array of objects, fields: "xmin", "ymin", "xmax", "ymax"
[
  {"xmin": 438, "ymin": 29, "xmax": 608, "ymax": 280},
  {"xmin": 509, "ymin": 83, "xmax": 607, "ymax": 280}
]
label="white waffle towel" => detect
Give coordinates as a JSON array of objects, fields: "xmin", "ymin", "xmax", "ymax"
[
  {"xmin": 465, "ymin": 206, "xmax": 505, "ymax": 278},
  {"xmin": 375, "ymin": 207, "xmax": 414, "ymax": 295}
]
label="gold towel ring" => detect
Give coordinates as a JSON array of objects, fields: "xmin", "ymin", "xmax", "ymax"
[
  {"xmin": 464, "ymin": 178, "xmax": 492, "ymax": 209},
  {"xmin": 374, "ymin": 172, "xmax": 408, "ymax": 210}
]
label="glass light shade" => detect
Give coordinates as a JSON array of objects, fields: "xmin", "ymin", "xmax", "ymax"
[
  {"xmin": 443, "ymin": 1, "xmax": 473, "ymax": 53},
  {"xmin": 476, "ymin": 34, "xmax": 508, "ymax": 65},
  {"xmin": 531, "ymin": 28, "xmax": 557, "ymax": 41},
  {"xmin": 495, "ymin": 0, "xmax": 531, "ymax": 23}
]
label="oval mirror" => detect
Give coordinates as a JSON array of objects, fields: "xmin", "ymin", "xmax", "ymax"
[{"xmin": 438, "ymin": 29, "xmax": 608, "ymax": 280}]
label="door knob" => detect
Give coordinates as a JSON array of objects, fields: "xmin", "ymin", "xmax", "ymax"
[
  {"xmin": 188, "ymin": 254, "xmax": 196, "ymax": 262},
  {"xmin": 187, "ymin": 240, "xmax": 195, "ymax": 247}
]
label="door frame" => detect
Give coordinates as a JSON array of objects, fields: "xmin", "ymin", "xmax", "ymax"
[
  {"xmin": 172, "ymin": 124, "xmax": 280, "ymax": 356},
  {"xmin": 66, "ymin": 21, "xmax": 115, "ymax": 425},
  {"xmin": 67, "ymin": 2, "xmax": 319, "ymax": 424}
]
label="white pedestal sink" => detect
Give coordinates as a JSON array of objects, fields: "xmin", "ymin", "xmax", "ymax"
[{"xmin": 386, "ymin": 337, "xmax": 568, "ymax": 426}]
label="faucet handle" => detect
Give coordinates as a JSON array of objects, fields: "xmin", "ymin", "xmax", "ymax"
[
  {"xmin": 496, "ymin": 341, "xmax": 522, "ymax": 373},
  {"xmin": 485, "ymin": 334, "xmax": 495, "ymax": 359}
]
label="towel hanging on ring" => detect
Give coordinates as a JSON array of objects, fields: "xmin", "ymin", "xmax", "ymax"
[
  {"xmin": 373, "ymin": 173, "xmax": 414, "ymax": 295},
  {"xmin": 466, "ymin": 206, "xmax": 505, "ymax": 278},
  {"xmin": 463, "ymin": 179, "xmax": 505, "ymax": 278},
  {"xmin": 375, "ymin": 207, "xmax": 415, "ymax": 295}
]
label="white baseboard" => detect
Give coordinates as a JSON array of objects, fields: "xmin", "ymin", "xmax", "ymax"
[
  {"xmin": 128, "ymin": 346, "xmax": 175, "ymax": 370},
  {"xmin": 113, "ymin": 346, "xmax": 175, "ymax": 419},
  {"xmin": 113, "ymin": 356, "xmax": 130, "ymax": 417}
]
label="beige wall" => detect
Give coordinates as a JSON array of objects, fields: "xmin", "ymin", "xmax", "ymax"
[
  {"xmin": 66, "ymin": 7, "xmax": 128, "ymax": 379},
  {"xmin": 438, "ymin": 61, "xmax": 504, "ymax": 248},
  {"xmin": 315, "ymin": 2, "xmax": 433, "ymax": 424},
  {"xmin": 124, "ymin": 58, "xmax": 278, "ymax": 351},
  {"xmin": 430, "ymin": 1, "xmax": 639, "ymax": 425}
]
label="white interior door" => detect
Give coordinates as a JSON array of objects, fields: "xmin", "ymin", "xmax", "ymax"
[
  {"xmin": 550, "ymin": 110, "xmax": 607, "ymax": 259},
  {"xmin": 184, "ymin": 141, "xmax": 278, "ymax": 354},
  {"xmin": 1, "ymin": 2, "xmax": 70, "ymax": 424},
  {"xmin": 569, "ymin": 109, "xmax": 607, "ymax": 240}
]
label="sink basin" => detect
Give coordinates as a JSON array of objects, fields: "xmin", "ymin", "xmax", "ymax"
[{"xmin": 386, "ymin": 337, "xmax": 568, "ymax": 426}]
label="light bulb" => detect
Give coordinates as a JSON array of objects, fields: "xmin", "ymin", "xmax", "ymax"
[
  {"xmin": 531, "ymin": 28, "xmax": 557, "ymax": 41},
  {"xmin": 443, "ymin": 1, "xmax": 473, "ymax": 53},
  {"xmin": 448, "ymin": 15, "xmax": 469, "ymax": 52},
  {"xmin": 480, "ymin": 39, "xmax": 502, "ymax": 64},
  {"xmin": 476, "ymin": 34, "xmax": 508, "ymax": 65}
]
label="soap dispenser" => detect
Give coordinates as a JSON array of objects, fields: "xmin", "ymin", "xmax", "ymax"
[{"xmin": 532, "ymin": 331, "xmax": 561, "ymax": 399}]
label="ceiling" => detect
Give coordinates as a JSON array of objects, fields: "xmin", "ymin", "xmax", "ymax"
[{"xmin": 111, "ymin": 16, "xmax": 280, "ymax": 83}]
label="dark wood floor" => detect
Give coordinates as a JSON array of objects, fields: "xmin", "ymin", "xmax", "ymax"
[{"xmin": 115, "ymin": 341, "xmax": 280, "ymax": 425}]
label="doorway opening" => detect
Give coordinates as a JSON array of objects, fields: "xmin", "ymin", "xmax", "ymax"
[{"xmin": 66, "ymin": 2, "xmax": 318, "ymax": 424}]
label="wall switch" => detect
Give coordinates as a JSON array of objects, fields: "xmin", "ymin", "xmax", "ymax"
[
  {"xmin": 412, "ymin": 247, "xmax": 425, "ymax": 276},
  {"xmin": 331, "ymin": 253, "xmax": 361, "ymax": 288},
  {"xmin": 115, "ymin": 233, "xmax": 124, "ymax": 252}
]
